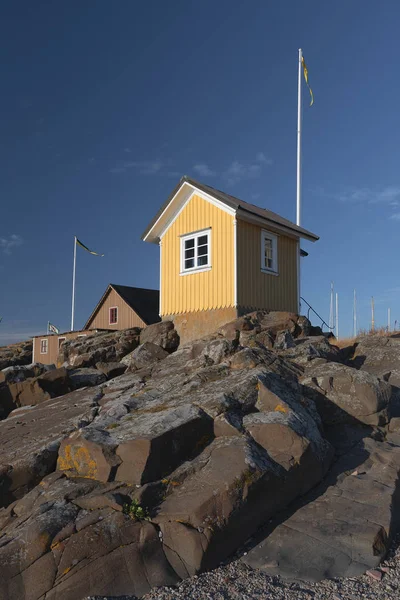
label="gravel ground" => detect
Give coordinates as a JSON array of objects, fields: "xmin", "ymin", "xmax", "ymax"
[{"xmin": 88, "ymin": 534, "xmax": 400, "ymax": 600}]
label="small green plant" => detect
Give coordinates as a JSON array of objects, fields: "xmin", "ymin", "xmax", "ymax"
[{"xmin": 123, "ymin": 498, "xmax": 150, "ymax": 521}]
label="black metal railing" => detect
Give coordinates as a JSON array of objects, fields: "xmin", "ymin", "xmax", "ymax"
[{"xmin": 300, "ymin": 296, "xmax": 332, "ymax": 332}]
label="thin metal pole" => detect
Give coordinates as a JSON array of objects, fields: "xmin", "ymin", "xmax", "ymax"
[
  {"xmin": 296, "ymin": 48, "xmax": 303, "ymax": 227},
  {"xmin": 329, "ymin": 282, "xmax": 334, "ymax": 331},
  {"xmin": 71, "ymin": 236, "xmax": 77, "ymax": 331},
  {"xmin": 47, "ymin": 321, "xmax": 49, "ymax": 335},
  {"xmin": 371, "ymin": 297, "xmax": 375, "ymax": 332},
  {"xmin": 335, "ymin": 293, "xmax": 339, "ymax": 340},
  {"xmin": 388, "ymin": 307, "xmax": 391, "ymax": 332},
  {"xmin": 353, "ymin": 289, "xmax": 357, "ymax": 338}
]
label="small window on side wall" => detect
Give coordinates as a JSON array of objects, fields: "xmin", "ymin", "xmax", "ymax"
[
  {"xmin": 40, "ymin": 339, "xmax": 48, "ymax": 354},
  {"xmin": 181, "ymin": 229, "xmax": 211, "ymax": 274},
  {"xmin": 109, "ymin": 307, "xmax": 118, "ymax": 324},
  {"xmin": 261, "ymin": 230, "xmax": 278, "ymax": 273},
  {"xmin": 58, "ymin": 337, "xmax": 66, "ymax": 349}
]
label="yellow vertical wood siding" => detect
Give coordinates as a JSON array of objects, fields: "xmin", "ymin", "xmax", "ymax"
[
  {"xmin": 237, "ymin": 219, "xmax": 298, "ymax": 313},
  {"xmin": 88, "ymin": 288, "xmax": 147, "ymax": 330},
  {"xmin": 161, "ymin": 194, "xmax": 234, "ymax": 315}
]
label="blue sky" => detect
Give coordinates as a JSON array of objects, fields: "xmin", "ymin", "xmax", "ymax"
[{"xmin": 1, "ymin": 1, "xmax": 400, "ymax": 345}]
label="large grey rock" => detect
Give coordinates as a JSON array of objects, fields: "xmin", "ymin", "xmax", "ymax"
[
  {"xmin": 353, "ymin": 334, "xmax": 400, "ymax": 387},
  {"xmin": 280, "ymin": 335, "xmax": 343, "ymax": 366},
  {"xmin": 0, "ymin": 472, "xmax": 179, "ymax": 600},
  {"xmin": 0, "ymin": 368, "xmax": 72, "ymax": 419},
  {"xmin": 121, "ymin": 341, "xmax": 169, "ymax": 370},
  {"xmin": 301, "ymin": 362, "xmax": 393, "ymax": 426},
  {"xmin": 58, "ymin": 328, "xmax": 141, "ymax": 368},
  {"xmin": 58, "ymin": 404, "xmax": 214, "ymax": 485},
  {"xmin": 0, "ymin": 340, "xmax": 32, "ymax": 370},
  {"xmin": 140, "ymin": 320, "xmax": 180, "ymax": 352},
  {"xmin": 0, "ymin": 387, "xmax": 101, "ymax": 507},
  {"xmin": 67, "ymin": 367, "xmax": 107, "ymax": 390},
  {"xmin": 243, "ymin": 437, "xmax": 400, "ymax": 581},
  {"xmin": 95, "ymin": 361, "xmax": 127, "ymax": 379}
]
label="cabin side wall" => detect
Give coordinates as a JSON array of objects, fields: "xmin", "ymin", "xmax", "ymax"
[{"xmin": 236, "ymin": 219, "xmax": 299, "ymax": 313}]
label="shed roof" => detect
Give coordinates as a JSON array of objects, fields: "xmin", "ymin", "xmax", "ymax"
[
  {"xmin": 142, "ymin": 176, "xmax": 319, "ymax": 243},
  {"xmin": 84, "ymin": 284, "xmax": 160, "ymax": 329}
]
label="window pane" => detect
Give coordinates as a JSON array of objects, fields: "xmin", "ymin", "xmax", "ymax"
[
  {"xmin": 198, "ymin": 255, "xmax": 208, "ymax": 266},
  {"xmin": 185, "ymin": 238, "xmax": 195, "ymax": 249},
  {"xmin": 185, "ymin": 258, "xmax": 194, "ymax": 269},
  {"xmin": 197, "ymin": 244, "xmax": 208, "ymax": 256},
  {"xmin": 185, "ymin": 248, "xmax": 195, "ymax": 259},
  {"xmin": 264, "ymin": 236, "xmax": 274, "ymax": 269},
  {"xmin": 197, "ymin": 235, "xmax": 208, "ymax": 246}
]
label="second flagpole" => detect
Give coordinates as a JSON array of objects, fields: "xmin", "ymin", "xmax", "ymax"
[
  {"xmin": 71, "ymin": 236, "xmax": 77, "ymax": 331},
  {"xmin": 296, "ymin": 48, "xmax": 303, "ymax": 227},
  {"xmin": 297, "ymin": 48, "xmax": 303, "ymax": 314}
]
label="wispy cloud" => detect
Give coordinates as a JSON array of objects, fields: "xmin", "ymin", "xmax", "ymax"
[
  {"xmin": 313, "ymin": 185, "xmax": 400, "ymax": 220},
  {"xmin": 110, "ymin": 160, "xmax": 164, "ymax": 175},
  {"xmin": 321, "ymin": 186, "xmax": 400, "ymax": 205},
  {"xmin": 193, "ymin": 164, "xmax": 216, "ymax": 177},
  {"xmin": 0, "ymin": 234, "xmax": 23, "ymax": 255},
  {"xmin": 223, "ymin": 153, "xmax": 272, "ymax": 185},
  {"xmin": 191, "ymin": 153, "xmax": 272, "ymax": 186},
  {"xmin": 256, "ymin": 152, "xmax": 273, "ymax": 166}
]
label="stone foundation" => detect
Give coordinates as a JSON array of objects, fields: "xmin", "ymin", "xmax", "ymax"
[{"xmin": 164, "ymin": 307, "xmax": 238, "ymax": 345}]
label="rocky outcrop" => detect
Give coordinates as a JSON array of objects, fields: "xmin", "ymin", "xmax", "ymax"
[
  {"xmin": 121, "ymin": 341, "xmax": 169, "ymax": 370},
  {"xmin": 57, "ymin": 328, "xmax": 142, "ymax": 368},
  {"xmin": 0, "ymin": 387, "xmax": 102, "ymax": 507},
  {"xmin": 301, "ymin": 362, "xmax": 393, "ymax": 426},
  {"xmin": 243, "ymin": 437, "xmax": 400, "ymax": 581},
  {"xmin": 0, "ymin": 367, "xmax": 72, "ymax": 419},
  {"xmin": 1, "ymin": 315, "xmax": 400, "ymax": 599},
  {"xmin": 140, "ymin": 320, "xmax": 180, "ymax": 352},
  {"xmin": 353, "ymin": 334, "xmax": 400, "ymax": 386},
  {"xmin": 0, "ymin": 472, "xmax": 179, "ymax": 600},
  {"xmin": 0, "ymin": 340, "xmax": 32, "ymax": 370}
]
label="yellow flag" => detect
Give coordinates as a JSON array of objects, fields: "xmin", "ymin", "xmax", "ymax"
[{"xmin": 301, "ymin": 56, "xmax": 314, "ymax": 106}]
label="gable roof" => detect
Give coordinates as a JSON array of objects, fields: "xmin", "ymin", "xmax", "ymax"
[
  {"xmin": 84, "ymin": 284, "xmax": 160, "ymax": 329},
  {"xmin": 142, "ymin": 176, "xmax": 319, "ymax": 243}
]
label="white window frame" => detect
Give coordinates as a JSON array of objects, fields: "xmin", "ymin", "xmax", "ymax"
[
  {"xmin": 109, "ymin": 306, "xmax": 118, "ymax": 325},
  {"xmin": 261, "ymin": 230, "xmax": 278, "ymax": 275},
  {"xmin": 40, "ymin": 339, "xmax": 48, "ymax": 354},
  {"xmin": 58, "ymin": 337, "xmax": 66, "ymax": 349},
  {"xmin": 180, "ymin": 228, "xmax": 211, "ymax": 275}
]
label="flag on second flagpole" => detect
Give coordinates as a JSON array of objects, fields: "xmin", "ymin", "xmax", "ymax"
[
  {"xmin": 301, "ymin": 55, "xmax": 314, "ymax": 106},
  {"xmin": 76, "ymin": 238, "xmax": 104, "ymax": 256},
  {"xmin": 49, "ymin": 323, "xmax": 60, "ymax": 334}
]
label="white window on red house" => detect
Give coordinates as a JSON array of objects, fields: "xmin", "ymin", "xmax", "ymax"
[
  {"xmin": 109, "ymin": 307, "xmax": 118, "ymax": 324},
  {"xmin": 40, "ymin": 339, "xmax": 48, "ymax": 354}
]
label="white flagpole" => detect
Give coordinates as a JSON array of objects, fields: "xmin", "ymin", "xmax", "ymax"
[
  {"xmin": 296, "ymin": 48, "xmax": 303, "ymax": 227},
  {"xmin": 71, "ymin": 236, "xmax": 77, "ymax": 331},
  {"xmin": 353, "ymin": 289, "xmax": 357, "ymax": 338},
  {"xmin": 47, "ymin": 321, "xmax": 49, "ymax": 335},
  {"xmin": 335, "ymin": 293, "xmax": 339, "ymax": 340},
  {"xmin": 296, "ymin": 49, "xmax": 303, "ymax": 314}
]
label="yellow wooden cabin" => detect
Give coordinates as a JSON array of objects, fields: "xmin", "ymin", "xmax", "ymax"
[{"xmin": 142, "ymin": 177, "xmax": 319, "ymax": 343}]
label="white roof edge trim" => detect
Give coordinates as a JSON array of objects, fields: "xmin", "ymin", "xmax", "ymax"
[
  {"xmin": 236, "ymin": 210, "xmax": 317, "ymax": 242},
  {"xmin": 144, "ymin": 182, "xmax": 236, "ymax": 243}
]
